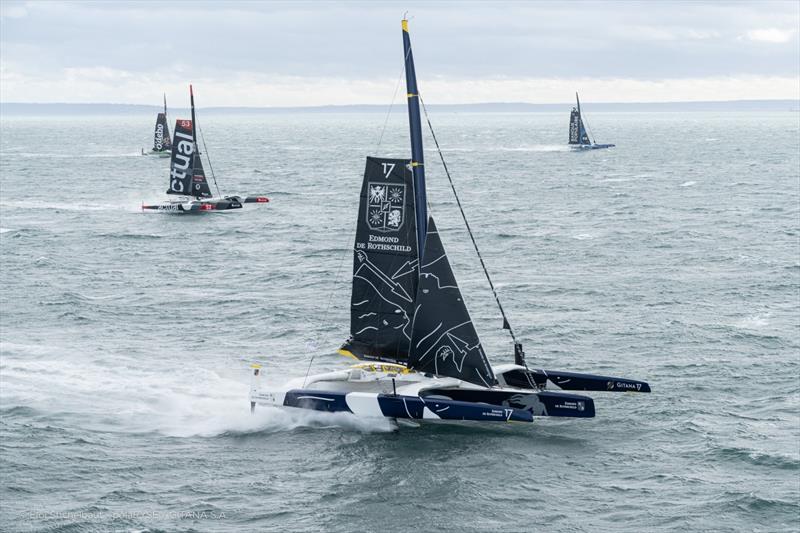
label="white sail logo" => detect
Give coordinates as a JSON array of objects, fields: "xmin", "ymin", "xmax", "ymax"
[
  {"xmin": 569, "ymin": 112, "xmax": 580, "ymax": 143},
  {"xmin": 367, "ymin": 182, "xmax": 405, "ymax": 232},
  {"xmin": 169, "ymin": 128, "xmax": 194, "ymax": 193},
  {"xmin": 154, "ymin": 123, "xmax": 164, "ymax": 150}
]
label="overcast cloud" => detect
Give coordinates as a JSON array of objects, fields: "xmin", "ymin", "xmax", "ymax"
[{"xmin": 1, "ymin": 0, "xmax": 798, "ymax": 106}]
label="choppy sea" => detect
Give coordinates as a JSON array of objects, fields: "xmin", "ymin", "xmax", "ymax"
[{"xmin": 1, "ymin": 110, "xmax": 798, "ymax": 532}]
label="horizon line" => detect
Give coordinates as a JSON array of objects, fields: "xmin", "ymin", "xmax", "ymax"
[{"xmin": 2, "ymin": 98, "xmax": 798, "ymax": 108}]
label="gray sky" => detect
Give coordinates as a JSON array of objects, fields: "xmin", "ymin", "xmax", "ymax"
[{"xmin": 1, "ymin": 0, "xmax": 798, "ymax": 106}]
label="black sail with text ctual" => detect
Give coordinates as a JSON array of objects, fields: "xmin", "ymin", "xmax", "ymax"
[
  {"xmin": 341, "ymin": 157, "xmax": 419, "ymax": 363},
  {"xmin": 167, "ymin": 119, "xmax": 211, "ymax": 198},
  {"xmin": 407, "ymin": 217, "xmax": 496, "ymax": 387},
  {"xmin": 167, "ymin": 119, "xmax": 195, "ymax": 195}
]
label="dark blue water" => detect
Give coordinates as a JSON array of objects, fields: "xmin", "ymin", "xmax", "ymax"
[{"xmin": 1, "ymin": 111, "xmax": 798, "ymax": 532}]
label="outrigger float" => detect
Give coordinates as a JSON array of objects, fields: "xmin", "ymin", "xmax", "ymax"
[
  {"xmin": 250, "ymin": 19, "xmax": 648, "ymax": 426},
  {"xmin": 142, "ymin": 85, "xmax": 268, "ymax": 213},
  {"xmin": 568, "ymin": 92, "xmax": 615, "ymax": 150}
]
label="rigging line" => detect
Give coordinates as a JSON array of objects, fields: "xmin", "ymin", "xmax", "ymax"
[
  {"xmin": 303, "ymin": 188, "xmax": 361, "ymax": 387},
  {"xmin": 418, "ymin": 93, "xmax": 519, "ymax": 346},
  {"xmin": 197, "ymin": 124, "xmax": 222, "ymax": 197},
  {"xmin": 375, "ymin": 47, "xmax": 412, "ymax": 152},
  {"xmin": 306, "ymin": 48, "xmax": 412, "ymax": 382}
]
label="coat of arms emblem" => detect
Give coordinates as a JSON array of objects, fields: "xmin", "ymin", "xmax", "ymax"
[{"xmin": 367, "ymin": 182, "xmax": 405, "ymax": 232}]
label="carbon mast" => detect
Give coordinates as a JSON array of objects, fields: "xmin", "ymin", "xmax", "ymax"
[{"xmin": 403, "ymin": 18, "xmax": 427, "ymax": 260}]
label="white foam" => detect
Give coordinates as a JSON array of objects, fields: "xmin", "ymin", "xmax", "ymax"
[
  {"xmin": 680, "ymin": 181, "xmax": 697, "ymax": 187},
  {"xmin": 499, "ymin": 145, "xmax": 569, "ymax": 152},
  {"xmin": 0, "ymin": 342, "xmax": 395, "ymax": 437},
  {"xmin": 0, "ymin": 200, "xmax": 123, "ymax": 212},
  {"xmin": 735, "ymin": 313, "xmax": 771, "ymax": 329}
]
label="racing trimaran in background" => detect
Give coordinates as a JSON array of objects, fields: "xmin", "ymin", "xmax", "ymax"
[
  {"xmin": 250, "ymin": 19, "xmax": 649, "ymax": 426},
  {"xmin": 142, "ymin": 94, "xmax": 172, "ymax": 158},
  {"xmin": 142, "ymin": 85, "xmax": 269, "ymax": 212},
  {"xmin": 568, "ymin": 92, "xmax": 615, "ymax": 150}
]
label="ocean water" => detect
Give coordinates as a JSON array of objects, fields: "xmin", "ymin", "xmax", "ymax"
[{"xmin": 0, "ymin": 110, "xmax": 798, "ymax": 532}]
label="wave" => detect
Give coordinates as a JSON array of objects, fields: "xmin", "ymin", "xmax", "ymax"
[
  {"xmin": 6, "ymin": 152, "xmax": 143, "ymax": 158},
  {"xmin": 0, "ymin": 351, "xmax": 395, "ymax": 439},
  {"xmin": 715, "ymin": 446, "xmax": 800, "ymax": 470},
  {"xmin": 0, "ymin": 200, "xmax": 125, "ymax": 212},
  {"xmin": 498, "ymin": 144, "xmax": 569, "ymax": 152}
]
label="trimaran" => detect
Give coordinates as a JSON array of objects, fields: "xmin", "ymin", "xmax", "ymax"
[
  {"xmin": 250, "ymin": 19, "xmax": 648, "ymax": 425},
  {"xmin": 142, "ymin": 85, "xmax": 269, "ymax": 213},
  {"xmin": 142, "ymin": 94, "xmax": 172, "ymax": 158},
  {"xmin": 569, "ymin": 92, "xmax": 615, "ymax": 150}
]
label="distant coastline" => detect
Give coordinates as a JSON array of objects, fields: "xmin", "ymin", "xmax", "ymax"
[{"xmin": 1, "ymin": 100, "xmax": 797, "ymax": 116}]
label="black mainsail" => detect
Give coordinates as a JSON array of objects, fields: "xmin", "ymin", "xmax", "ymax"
[
  {"xmin": 152, "ymin": 94, "xmax": 172, "ymax": 153},
  {"xmin": 568, "ymin": 92, "xmax": 591, "ymax": 146},
  {"xmin": 340, "ymin": 19, "xmax": 431, "ymax": 363},
  {"xmin": 167, "ymin": 119, "xmax": 195, "ymax": 195},
  {"xmin": 166, "ymin": 86, "xmax": 212, "ymax": 198},
  {"xmin": 340, "ymin": 18, "xmax": 497, "ymax": 389},
  {"xmin": 341, "ymin": 157, "xmax": 419, "ymax": 363},
  {"xmin": 166, "ymin": 119, "xmax": 212, "ymax": 198},
  {"xmin": 408, "ymin": 218, "xmax": 496, "ymax": 386}
]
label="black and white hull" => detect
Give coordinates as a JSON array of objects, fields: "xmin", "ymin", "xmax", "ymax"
[{"xmin": 251, "ymin": 362, "xmax": 649, "ymax": 423}]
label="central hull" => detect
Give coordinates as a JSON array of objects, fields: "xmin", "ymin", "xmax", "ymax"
[
  {"xmin": 249, "ymin": 363, "xmax": 608, "ymax": 424},
  {"xmin": 275, "ymin": 389, "xmax": 535, "ymax": 423},
  {"xmin": 571, "ymin": 143, "xmax": 615, "ymax": 150},
  {"xmin": 142, "ymin": 196, "xmax": 244, "ymax": 213}
]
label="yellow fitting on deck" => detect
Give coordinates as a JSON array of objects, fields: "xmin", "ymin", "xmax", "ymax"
[{"xmin": 337, "ymin": 348, "xmax": 358, "ymax": 359}]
